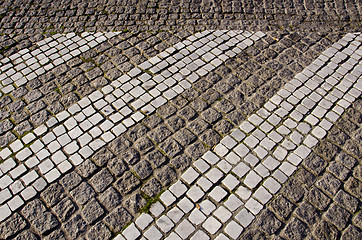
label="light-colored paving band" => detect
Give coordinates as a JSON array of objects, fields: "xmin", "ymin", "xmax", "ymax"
[
  {"xmin": 0, "ymin": 30, "xmax": 266, "ymax": 222},
  {"xmin": 0, "ymin": 32, "xmax": 119, "ymax": 92},
  {"xmin": 113, "ymin": 33, "xmax": 362, "ymax": 240}
]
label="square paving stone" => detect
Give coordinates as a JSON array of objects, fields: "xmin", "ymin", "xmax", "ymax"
[
  {"xmin": 40, "ymin": 183, "xmax": 66, "ymax": 207},
  {"xmin": 70, "ymin": 182, "xmax": 96, "ymax": 205},
  {"xmin": 82, "ymin": 199, "xmax": 104, "ymax": 224},
  {"xmin": 206, "ymin": 168, "xmax": 224, "ymax": 183},
  {"xmin": 64, "ymin": 215, "xmax": 87, "ymax": 239},
  {"xmin": 156, "ymin": 215, "xmax": 174, "ymax": 233},
  {"xmin": 21, "ymin": 199, "xmax": 46, "ymax": 222},
  {"xmin": 224, "ymin": 194, "xmax": 243, "ymax": 212},
  {"xmin": 224, "ymin": 220, "xmax": 243, "ymax": 239},
  {"xmin": 144, "ymin": 226, "xmax": 163, "ymax": 240},
  {"xmin": 53, "ymin": 197, "xmax": 76, "ymax": 222},
  {"xmin": 202, "ymin": 216, "xmax": 222, "ymax": 234},
  {"xmin": 115, "ymin": 172, "xmax": 141, "ymax": 195},
  {"xmin": 189, "ymin": 209, "xmax": 206, "ymax": 225},
  {"xmin": 325, "ymin": 203, "xmax": 351, "ymax": 230},
  {"xmin": 104, "ymin": 206, "xmax": 132, "ymax": 232},
  {"xmin": 89, "ymin": 169, "xmax": 113, "ymax": 193},
  {"xmin": 187, "ymin": 186, "xmax": 204, "ymax": 202},
  {"xmin": 213, "ymin": 206, "xmax": 232, "ymax": 223},
  {"xmin": 135, "ymin": 213, "xmax": 153, "ymax": 230},
  {"xmin": 281, "ymin": 217, "xmax": 309, "ymax": 240},
  {"xmin": 235, "ymin": 208, "xmax": 255, "ymax": 228},
  {"xmin": 209, "ymin": 186, "xmax": 228, "ymax": 202},
  {"xmin": 32, "ymin": 212, "xmax": 59, "ymax": 235},
  {"xmin": 86, "ymin": 222, "xmax": 112, "ymax": 240},
  {"xmin": 175, "ymin": 220, "xmax": 196, "ymax": 239}
]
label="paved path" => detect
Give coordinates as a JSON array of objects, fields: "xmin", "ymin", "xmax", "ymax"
[{"xmin": 0, "ymin": 1, "xmax": 361, "ymax": 240}]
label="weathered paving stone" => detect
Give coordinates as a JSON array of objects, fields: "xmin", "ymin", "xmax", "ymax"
[
  {"xmin": 89, "ymin": 169, "xmax": 113, "ymax": 193},
  {"xmin": 70, "ymin": 182, "xmax": 96, "ymax": 205},
  {"xmin": 159, "ymin": 138, "xmax": 183, "ymax": 158},
  {"xmin": 281, "ymin": 179, "xmax": 306, "ymax": 203},
  {"xmin": 282, "ymin": 217, "xmax": 310, "ymax": 240},
  {"xmin": 53, "ymin": 197, "xmax": 77, "ymax": 222},
  {"xmin": 254, "ymin": 209, "xmax": 282, "ymax": 234},
  {"xmin": 132, "ymin": 160, "xmax": 153, "ymax": 180},
  {"xmin": 86, "ymin": 222, "xmax": 112, "ymax": 240},
  {"xmin": 0, "ymin": 213, "xmax": 27, "ymax": 239},
  {"xmin": 98, "ymin": 187, "xmax": 122, "ymax": 211},
  {"xmin": 124, "ymin": 193, "xmax": 147, "ymax": 214},
  {"xmin": 82, "ymin": 199, "xmax": 104, "ymax": 224},
  {"xmin": 76, "ymin": 159, "xmax": 98, "ymax": 178},
  {"xmin": 316, "ymin": 172, "xmax": 342, "ymax": 196},
  {"xmin": 107, "ymin": 157, "xmax": 127, "ymax": 177},
  {"xmin": 294, "ymin": 202, "xmax": 320, "ymax": 225},
  {"xmin": 32, "ymin": 212, "xmax": 59, "ymax": 235},
  {"xmin": 303, "ymin": 152, "xmax": 328, "ymax": 175},
  {"xmin": 334, "ymin": 190, "xmax": 358, "ymax": 213},
  {"xmin": 104, "ymin": 206, "xmax": 132, "ymax": 232},
  {"xmin": 40, "ymin": 183, "xmax": 66, "ymax": 207},
  {"xmin": 120, "ymin": 148, "xmax": 140, "ymax": 165},
  {"xmin": 13, "ymin": 231, "xmax": 38, "ymax": 240},
  {"xmin": 325, "ymin": 204, "xmax": 351, "ymax": 231},
  {"xmin": 141, "ymin": 178, "xmax": 163, "ymax": 198},
  {"xmin": 341, "ymin": 225, "xmax": 362, "ymax": 239},
  {"xmin": 59, "ymin": 171, "xmax": 82, "ymax": 191},
  {"xmin": 312, "ymin": 220, "xmax": 339, "ymax": 240},
  {"xmin": 115, "ymin": 172, "xmax": 141, "ymax": 194},
  {"xmin": 92, "ymin": 148, "xmax": 115, "ymax": 167},
  {"xmin": 21, "ymin": 199, "xmax": 46, "ymax": 222},
  {"xmin": 63, "ymin": 214, "xmax": 87, "ymax": 239},
  {"xmin": 269, "ymin": 195, "xmax": 295, "ymax": 220}
]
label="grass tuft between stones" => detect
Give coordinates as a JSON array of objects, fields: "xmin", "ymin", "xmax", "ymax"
[{"xmin": 139, "ymin": 189, "xmax": 165, "ymax": 214}]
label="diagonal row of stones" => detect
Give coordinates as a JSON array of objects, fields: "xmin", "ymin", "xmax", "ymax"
[
  {"xmin": 0, "ymin": 31, "xmax": 341, "ymax": 239},
  {"xmin": 0, "ymin": 29, "xmax": 267, "ymax": 221},
  {"xmin": 0, "ymin": 29, "xmax": 193, "ymax": 148},
  {"xmin": 118, "ymin": 32, "xmax": 361, "ymax": 240},
  {"xmin": 244, "ymin": 96, "xmax": 361, "ymax": 240}
]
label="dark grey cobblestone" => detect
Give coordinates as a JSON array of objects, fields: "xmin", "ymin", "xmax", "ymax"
[{"xmin": 0, "ymin": 213, "xmax": 27, "ymax": 239}]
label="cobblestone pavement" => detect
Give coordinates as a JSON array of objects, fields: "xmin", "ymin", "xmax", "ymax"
[{"xmin": 0, "ymin": 1, "xmax": 361, "ymax": 240}]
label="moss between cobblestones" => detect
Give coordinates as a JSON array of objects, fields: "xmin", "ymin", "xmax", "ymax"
[
  {"xmin": 139, "ymin": 189, "xmax": 165, "ymax": 214},
  {"xmin": 0, "ymin": 45, "xmax": 10, "ymax": 55},
  {"xmin": 120, "ymin": 221, "xmax": 132, "ymax": 233},
  {"xmin": 114, "ymin": 189, "xmax": 166, "ymax": 237}
]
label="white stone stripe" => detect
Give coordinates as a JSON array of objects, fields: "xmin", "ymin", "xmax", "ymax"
[
  {"xmin": 0, "ymin": 30, "xmax": 266, "ymax": 222},
  {"xmin": 0, "ymin": 32, "xmax": 120, "ymax": 93},
  {"xmin": 115, "ymin": 33, "xmax": 362, "ymax": 240}
]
